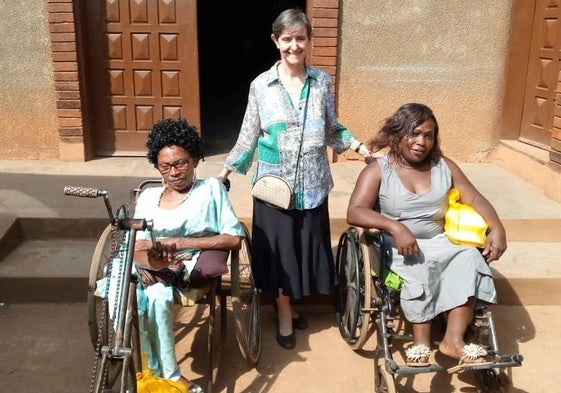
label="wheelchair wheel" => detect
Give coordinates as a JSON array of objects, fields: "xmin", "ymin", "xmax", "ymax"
[
  {"xmin": 231, "ymin": 223, "xmax": 261, "ymax": 366},
  {"xmin": 88, "ymin": 223, "xmax": 116, "ymax": 351},
  {"xmin": 335, "ymin": 227, "xmax": 372, "ymax": 350},
  {"xmin": 88, "ymin": 224, "xmax": 139, "ymax": 392},
  {"xmin": 93, "ymin": 291, "xmax": 140, "ymax": 393},
  {"xmin": 374, "ymin": 354, "xmax": 397, "ymax": 393},
  {"xmin": 207, "ymin": 277, "xmax": 227, "ymax": 393}
]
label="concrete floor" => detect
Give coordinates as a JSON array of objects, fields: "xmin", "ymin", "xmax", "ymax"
[{"xmin": 0, "ymin": 302, "xmax": 558, "ymax": 393}]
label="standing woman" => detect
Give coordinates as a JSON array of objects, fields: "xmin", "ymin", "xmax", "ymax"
[{"xmin": 218, "ymin": 8, "xmax": 371, "ymax": 349}]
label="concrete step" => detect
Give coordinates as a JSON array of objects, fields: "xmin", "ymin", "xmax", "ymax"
[
  {"xmin": 1, "ymin": 159, "xmax": 560, "ymax": 304},
  {"xmin": 1, "ymin": 218, "xmax": 559, "ymax": 305}
]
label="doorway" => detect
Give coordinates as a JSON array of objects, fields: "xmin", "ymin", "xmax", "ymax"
[{"xmin": 197, "ymin": 0, "xmax": 306, "ymax": 156}]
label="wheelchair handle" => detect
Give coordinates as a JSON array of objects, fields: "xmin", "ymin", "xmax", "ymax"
[{"xmin": 64, "ymin": 185, "xmax": 107, "ymax": 198}]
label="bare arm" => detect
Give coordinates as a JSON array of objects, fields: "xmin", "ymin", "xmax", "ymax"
[
  {"xmin": 134, "ymin": 234, "xmax": 242, "ymax": 270},
  {"xmin": 444, "ymin": 157, "xmax": 507, "ymax": 262},
  {"xmin": 218, "ymin": 167, "xmax": 232, "ymax": 182},
  {"xmin": 347, "ymin": 161, "xmax": 420, "ymax": 258}
]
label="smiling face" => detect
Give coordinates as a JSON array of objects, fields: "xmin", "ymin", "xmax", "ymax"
[
  {"xmin": 399, "ymin": 119, "xmax": 436, "ymax": 166},
  {"xmin": 271, "ymin": 24, "xmax": 309, "ymax": 67},
  {"xmin": 156, "ymin": 145, "xmax": 199, "ymax": 192}
]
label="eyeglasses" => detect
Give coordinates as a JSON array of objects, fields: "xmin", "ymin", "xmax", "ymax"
[{"xmin": 156, "ymin": 159, "xmax": 192, "ymax": 174}]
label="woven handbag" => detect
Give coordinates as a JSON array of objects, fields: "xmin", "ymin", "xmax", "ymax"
[
  {"xmin": 444, "ymin": 188, "xmax": 488, "ymax": 248},
  {"xmin": 251, "ymin": 175, "xmax": 293, "ymax": 209}
]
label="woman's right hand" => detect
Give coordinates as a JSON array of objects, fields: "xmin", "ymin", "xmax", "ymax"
[
  {"xmin": 147, "ymin": 241, "xmax": 176, "ymax": 270},
  {"xmin": 390, "ymin": 222, "xmax": 420, "ymax": 258}
]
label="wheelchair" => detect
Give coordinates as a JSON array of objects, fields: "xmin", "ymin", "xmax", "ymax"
[
  {"xmin": 334, "ymin": 226, "xmax": 523, "ymax": 393},
  {"xmin": 66, "ymin": 179, "xmax": 261, "ymax": 393}
]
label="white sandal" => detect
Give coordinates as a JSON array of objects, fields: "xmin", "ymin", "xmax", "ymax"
[
  {"xmin": 447, "ymin": 343, "xmax": 494, "ymax": 374},
  {"xmin": 405, "ymin": 343, "xmax": 431, "ymax": 367},
  {"xmin": 188, "ymin": 382, "xmax": 204, "ymax": 393}
]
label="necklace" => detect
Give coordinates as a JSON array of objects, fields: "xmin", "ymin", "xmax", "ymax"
[{"xmin": 159, "ymin": 179, "xmax": 198, "ymax": 208}]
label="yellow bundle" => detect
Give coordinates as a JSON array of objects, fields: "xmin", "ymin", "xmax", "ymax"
[
  {"xmin": 444, "ymin": 188, "xmax": 488, "ymax": 248},
  {"xmin": 136, "ymin": 369, "xmax": 189, "ymax": 393}
]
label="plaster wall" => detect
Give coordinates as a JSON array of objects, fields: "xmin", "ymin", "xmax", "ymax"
[
  {"xmin": 0, "ymin": 0, "xmax": 58, "ymax": 160},
  {"xmin": 337, "ymin": 0, "xmax": 512, "ymax": 162}
]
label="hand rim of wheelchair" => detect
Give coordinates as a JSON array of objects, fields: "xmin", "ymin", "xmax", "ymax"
[
  {"xmin": 334, "ymin": 226, "xmax": 373, "ymax": 350},
  {"xmin": 87, "ymin": 222, "xmax": 140, "ymax": 391},
  {"xmin": 229, "ymin": 222, "xmax": 261, "ymax": 366}
]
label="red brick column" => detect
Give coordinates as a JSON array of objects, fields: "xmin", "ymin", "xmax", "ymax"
[
  {"xmin": 47, "ymin": 0, "xmax": 86, "ymax": 160},
  {"xmin": 309, "ymin": 0, "xmax": 340, "ymax": 87},
  {"xmin": 308, "ymin": 0, "xmax": 343, "ymax": 161}
]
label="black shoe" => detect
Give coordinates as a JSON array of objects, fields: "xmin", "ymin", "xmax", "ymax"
[
  {"xmin": 292, "ymin": 315, "xmax": 308, "ymax": 330},
  {"xmin": 276, "ymin": 331, "xmax": 296, "ymax": 349}
]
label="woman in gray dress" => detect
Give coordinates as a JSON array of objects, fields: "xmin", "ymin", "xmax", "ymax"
[{"xmin": 347, "ymin": 103, "xmax": 507, "ymax": 372}]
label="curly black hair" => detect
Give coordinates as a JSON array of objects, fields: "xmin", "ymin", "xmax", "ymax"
[{"xmin": 146, "ymin": 118, "xmax": 204, "ymax": 165}]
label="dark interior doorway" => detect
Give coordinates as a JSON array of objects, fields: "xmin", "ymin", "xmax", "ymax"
[{"xmin": 197, "ymin": 0, "xmax": 306, "ymax": 156}]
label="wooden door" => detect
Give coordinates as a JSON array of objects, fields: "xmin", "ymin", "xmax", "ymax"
[
  {"xmin": 520, "ymin": 0, "xmax": 561, "ymax": 148},
  {"xmin": 85, "ymin": 0, "xmax": 200, "ymax": 156}
]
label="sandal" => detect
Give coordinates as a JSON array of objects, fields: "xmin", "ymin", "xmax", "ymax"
[
  {"xmin": 188, "ymin": 382, "xmax": 204, "ymax": 393},
  {"xmin": 447, "ymin": 343, "xmax": 494, "ymax": 374},
  {"xmin": 405, "ymin": 344, "xmax": 431, "ymax": 367}
]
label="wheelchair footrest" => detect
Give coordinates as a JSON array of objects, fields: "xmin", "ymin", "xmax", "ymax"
[
  {"xmin": 391, "ymin": 363, "xmax": 443, "ymax": 375},
  {"xmin": 453, "ymin": 354, "xmax": 524, "ymax": 373}
]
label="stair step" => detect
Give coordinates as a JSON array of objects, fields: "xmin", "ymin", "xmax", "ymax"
[{"xmin": 1, "ymin": 235, "xmax": 559, "ymax": 305}]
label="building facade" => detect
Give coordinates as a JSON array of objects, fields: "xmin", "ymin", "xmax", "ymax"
[{"xmin": 0, "ymin": 0, "xmax": 560, "ymax": 199}]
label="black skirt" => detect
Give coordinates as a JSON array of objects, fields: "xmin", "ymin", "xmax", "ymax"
[{"xmin": 250, "ymin": 198, "xmax": 335, "ymax": 299}]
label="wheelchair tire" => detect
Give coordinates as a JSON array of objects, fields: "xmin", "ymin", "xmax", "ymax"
[
  {"xmin": 88, "ymin": 224, "xmax": 139, "ymax": 393},
  {"xmin": 87, "ymin": 223, "xmax": 113, "ymax": 351},
  {"xmin": 334, "ymin": 227, "xmax": 372, "ymax": 350},
  {"xmin": 207, "ymin": 277, "xmax": 227, "ymax": 393},
  {"xmin": 231, "ymin": 223, "xmax": 261, "ymax": 366}
]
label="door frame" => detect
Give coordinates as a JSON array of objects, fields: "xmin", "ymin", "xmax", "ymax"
[
  {"xmin": 501, "ymin": 0, "xmax": 561, "ymax": 166},
  {"xmin": 48, "ymin": 0, "xmax": 342, "ymax": 161}
]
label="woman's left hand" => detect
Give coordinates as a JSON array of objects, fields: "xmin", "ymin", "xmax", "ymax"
[{"xmin": 481, "ymin": 228, "xmax": 507, "ymax": 263}]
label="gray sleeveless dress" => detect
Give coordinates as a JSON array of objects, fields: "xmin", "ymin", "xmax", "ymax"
[{"xmin": 378, "ymin": 155, "xmax": 496, "ymax": 323}]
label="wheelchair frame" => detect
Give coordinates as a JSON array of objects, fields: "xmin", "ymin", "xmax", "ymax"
[
  {"xmin": 65, "ymin": 179, "xmax": 261, "ymax": 393},
  {"xmin": 334, "ymin": 226, "xmax": 523, "ymax": 393}
]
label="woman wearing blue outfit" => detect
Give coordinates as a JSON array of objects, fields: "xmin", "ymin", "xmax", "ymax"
[
  {"xmin": 347, "ymin": 103, "xmax": 507, "ymax": 372},
  {"xmin": 133, "ymin": 118, "xmax": 245, "ymax": 392},
  {"xmin": 218, "ymin": 9, "xmax": 371, "ymax": 349}
]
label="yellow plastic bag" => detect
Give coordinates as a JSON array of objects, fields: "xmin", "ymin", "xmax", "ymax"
[
  {"xmin": 136, "ymin": 369, "xmax": 189, "ymax": 393},
  {"xmin": 444, "ymin": 188, "xmax": 488, "ymax": 248}
]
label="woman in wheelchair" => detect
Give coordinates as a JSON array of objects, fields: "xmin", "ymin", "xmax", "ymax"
[
  {"xmin": 347, "ymin": 103, "xmax": 506, "ymax": 371},
  {"xmin": 132, "ymin": 119, "xmax": 245, "ymax": 392}
]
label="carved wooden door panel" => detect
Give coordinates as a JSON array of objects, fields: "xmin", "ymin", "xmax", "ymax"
[
  {"xmin": 85, "ymin": 0, "xmax": 199, "ymax": 156},
  {"xmin": 520, "ymin": 0, "xmax": 561, "ymax": 148}
]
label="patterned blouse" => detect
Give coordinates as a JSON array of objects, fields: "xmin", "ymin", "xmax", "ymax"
[{"xmin": 225, "ymin": 62, "xmax": 358, "ymax": 210}]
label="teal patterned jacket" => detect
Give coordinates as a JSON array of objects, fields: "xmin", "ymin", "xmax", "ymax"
[{"xmin": 225, "ymin": 62, "xmax": 358, "ymax": 210}]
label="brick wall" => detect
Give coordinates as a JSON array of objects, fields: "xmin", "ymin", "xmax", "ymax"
[
  {"xmin": 47, "ymin": 0, "xmax": 86, "ymax": 160},
  {"xmin": 309, "ymin": 0, "xmax": 339, "ymax": 87}
]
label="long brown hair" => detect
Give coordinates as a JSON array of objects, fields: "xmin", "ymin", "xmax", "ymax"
[{"xmin": 367, "ymin": 103, "xmax": 442, "ymax": 164}]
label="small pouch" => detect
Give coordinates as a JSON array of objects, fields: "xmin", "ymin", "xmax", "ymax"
[{"xmin": 251, "ymin": 175, "xmax": 293, "ymax": 209}]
